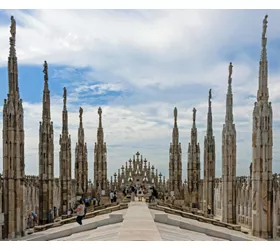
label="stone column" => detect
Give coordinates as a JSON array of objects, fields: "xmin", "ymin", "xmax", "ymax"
[
  {"xmin": 2, "ymin": 16, "xmax": 26, "ymax": 239},
  {"xmin": 187, "ymin": 108, "xmax": 200, "ymax": 208},
  {"xmin": 93, "ymin": 107, "xmax": 108, "ymax": 195},
  {"xmin": 168, "ymin": 107, "xmax": 182, "ymax": 199},
  {"xmin": 75, "ymin": 107, "xmax": 88, "ymax": 197},
  {"xmin": 39, "ymin": 61, "xmax": 54, "ymax": 225},
  {"xmin": 203, "ymin": 89, "xmax": 216, "ymax": 215},
  {"xmin": 252, "ymin": 15, "xmax": 273, "ymax": 239},
  {"xmin": 59, "ymin": 87, "xmax": 72, "ymax": 215},
  {"xmin": 221, "ymin": 62, "xmax": 237, "ymax": 224}
]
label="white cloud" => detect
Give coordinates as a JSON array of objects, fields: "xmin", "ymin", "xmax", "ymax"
[{"xmin": 0, "ymin": 10, "xmax": 280, "ymax": 181}]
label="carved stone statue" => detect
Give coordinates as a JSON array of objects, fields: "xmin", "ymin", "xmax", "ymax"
[
  {"xmin": 79, "ymin": 107, "xmax": 83, "ymax": 121},
  {"xmin": 262, "ymin": 15, "xmax": 268, "ymax": 38},
  {"xmin": 43, "ymin": 61, "xmax": 48, "ymax": 82},
  {"xmin": 10, "ymin": 16, "xmax": 16, "ymax": 39},
  {"xmin": 193, "ymin": 108, "xmax": 196, "ymax": 122},
  {"xmin": 98, "ymin": 107, "xmax": 102, "ymax": 116},
  {"xmin": 209, "ymin": 89, "xmax": 212, "ymax": 104},
  {"xmin": 229, "ymin": 62, "xmax": 233, "ymax": 79},
  {"xmin": 63, "ymin": 87, "xmax": 67, "ymax": 106},
  {"xmin": 174, "ymin": 107, "xmax": 177, "ymax": 122}
]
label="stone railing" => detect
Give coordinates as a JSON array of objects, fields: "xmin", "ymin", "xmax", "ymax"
[
  {"xmin": 155, "ymin": 201, "xmax": 209, "ymax": 218},
  {"xmin": 149, "ymin": 202, "xmax": 241, "ymax": 232},
  {"xmin": 33, "ymin": 203, "xmax": 128, "ymax": 233}
]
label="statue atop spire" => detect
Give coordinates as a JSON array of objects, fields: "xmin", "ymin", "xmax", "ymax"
[
  {"xmin": 63, "ymin": 87, "xmax": 67, "ymax": 107},
  {"xmin": 98, "ymin": 106, "xmax": 102, "ymax": 117},
  {"xmin": 208, "ymin": 89, "xmax": 212, "ymax": 106},
  {"xmin": 262, "ymin": 15, "xmax": 268, "ymax": 38},
  {"xmin": 43, "ymin": 61, "xmax": 48, "ymax": 82},
  {"xmin": 9, "ymin": 16, "xmax": 16, "ymax": 57},
  {"xmin": 10, "ymin": 16, "xmax": 16, "ymax": 40},
  {"xmin": 79, "ymin": 107, "xmax": 83, "ymax": 123},
  {"xmin": 192, "ymin": 108, "xmax": 196, "ymax": 123},
  {"xmin": 261, "ymin": 15, "xmax": 268, "ymax": 49},
  {"xmin": 98, "ymin": 107, "xmax": 102, "ymax": 127},
  {"xmin": 229, "ymin": 62, "xmax": 233, "ymax": 79},
  {"xmin": 174, "ymin": 107, "xmax": 177, "ymax": 123}
]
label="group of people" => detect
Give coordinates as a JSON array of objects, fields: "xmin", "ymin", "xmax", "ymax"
[
  {"xmin": 26, "ymin": 187, "xmax": 163, "ymax": 229},
  {"xmin": 27, "ymin": 210, "xmax": 38, "ymax": 228},
  {"xmin": 122, "ymin": 184, "xmax": 159, "ymax": 203},
  {"xmin": 26, "ymin": 207, "xmax": 57, "ymax": 228}
]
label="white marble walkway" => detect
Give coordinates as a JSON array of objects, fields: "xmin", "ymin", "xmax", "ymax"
[
  {"xmin": 52, "ymin": 202, "xmax": 237, "ymax": 241},
  {"xmin": 117, "ymin": 201, "xmax": 162, "ymax": 241}
]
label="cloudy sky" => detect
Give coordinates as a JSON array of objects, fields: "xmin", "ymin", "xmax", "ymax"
[{"xmin": 0, "ymin": 9, "xmax": 280, "ymax": 181}]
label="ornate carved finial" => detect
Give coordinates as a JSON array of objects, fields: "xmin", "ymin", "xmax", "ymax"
[
  {"xmin": 63, "ymin": 87, "xmax": 67, "ymax": 106},
  {"xmin": 228, "ymin": 62, "xmax": 233, "ymax": 79},
  {"xmin": 10, "ymin": 16, "xmax": 16, "ymax": 40},
  {"xmin": 43, "ymin": 61, "xmax": 48, "ymax": 82},
  {"xmin": 192, "ymin": 107, "xmax": 196, "ymax": 123},
  {"xmin": 174, "ymin": 107, "xmax": 177, "ymax": 122},
  {"xmin": 262, "ymin": 15, "xmax": 268, "ymax": 38},
  {"xmin": 79, "ymin": 107, "xmax": 83, "ymax": 122}
]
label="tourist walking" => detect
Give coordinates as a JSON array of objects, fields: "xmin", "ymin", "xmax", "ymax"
[
  {"xmin": 113, "ymin": 191, "xmax": 117, "ymax": 202},
  {"xmin": 207, "ymin": 204, "xmax": 211, "ymax": 215},
  {"xmin": 96, "ymin": 192, "xmax": 101, "ymax": 206},
  {"xmin": 75, "ymin": 200, "xmax": 85, "ymax": 225},
  {"xmin": 48, "ymin": 209, "xmax": 54, "ymax": 223},
  {"xmin": 148, "ymin": 187, "xmax": 153, "ymax": 203},
  {"xmin": 31, "ymin": 210, "xmax": 38, "ymax": 225},
  {"xmin": 110, "ymin": 191, "xmax": 114, "ymax": 203}
]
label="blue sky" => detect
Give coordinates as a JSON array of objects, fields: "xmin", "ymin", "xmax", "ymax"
[{"xmin": 0, "ymin": 10, "xmax": 280, "ymax": 181}]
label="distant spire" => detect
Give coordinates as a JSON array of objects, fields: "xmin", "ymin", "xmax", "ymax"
[
  {"xmin": 172, "ymin": 107, "xmax": 179, "ymax": 145},
  {"xmin": 207, "ymin": 89, "xmax": 213, "ymax": 136},
  {"xmin": 42, "ymin": 61, "xmax": 51, "ymax": 122},
  {"xmin": 62, "ymin": 87, "xmax": 68, "ymax": 134},
  {"xmin": 225, "ymin": 62, "xmax": 234, "ymax": 125},
  {"xmin": 257, "ymin": 15, "xmax": 269, "ymax": 102}
]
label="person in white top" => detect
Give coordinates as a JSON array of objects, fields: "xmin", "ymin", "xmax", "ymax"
[
  {"xmin": 75, "ymin": 200, "xmax": 85, "ymax": 225},
  {"xmin": 110, "ymin": 191, "xmax": 114, "ymax": 203}
]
